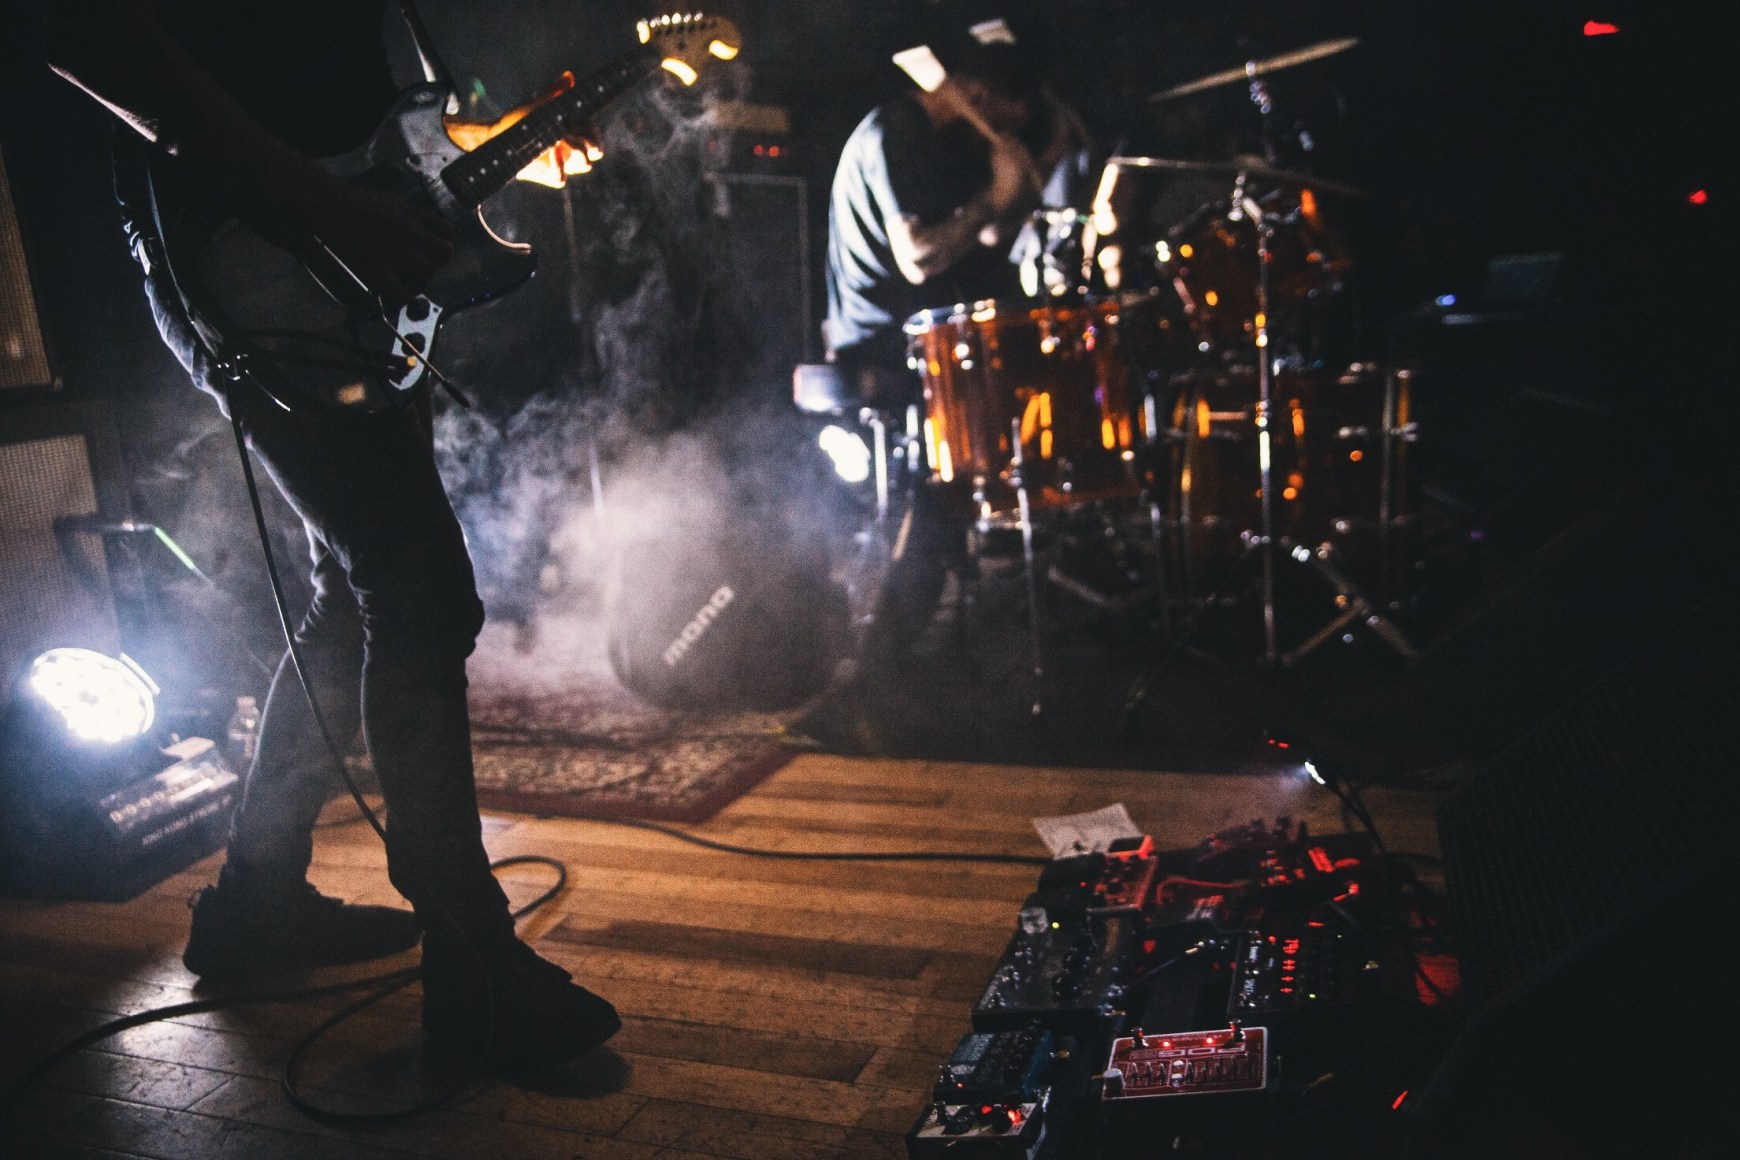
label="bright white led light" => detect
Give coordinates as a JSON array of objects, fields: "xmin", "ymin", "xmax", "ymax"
[
  {"xmin": 1304, "ymin": 760, "xmax": 1326, "ymax": 786},
  {"xmin": 26, "ymin": 648, "xmax": 157, "ymax": 744},
  {"xmin": 818, "ymin": 424, "xmax": 873, "ymax": 484}
]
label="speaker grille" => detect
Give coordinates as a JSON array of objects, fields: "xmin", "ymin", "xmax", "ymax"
[
  {"xmin": 708, "ymin": 173, "xmax": 811, "ymax": 390},
  {"xmin": 1437, "ymin": 598, "xmax": 1740, "ymax": 1009},
  {"xmin": 0, "ymin": 435, "xmax": 120, "ymax": 709},
  {"xmin": 0, "ymin": 148, "xmax": 55, "ymax": 392}
]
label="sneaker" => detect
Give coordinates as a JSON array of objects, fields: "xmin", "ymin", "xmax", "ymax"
[
  {"xmin": 421, "ymin": 933, "xmax": 620, "ymax": 1074},
  {"xmin": 183, "ymin": 877, "xmax": 421, "ymax": 978}
]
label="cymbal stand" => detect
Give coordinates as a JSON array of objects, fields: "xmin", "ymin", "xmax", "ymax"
[
  {"xmin": 1247, "ymin": 69, "xmax": 1279, "ymax": 164},
  {"xmin": 1233, "ymin": 174, "xmax": 1283, "ymax": 666},
  {"xmin": 1010, "ymin": 417, "xmax": 1045, "ymax": 718}
]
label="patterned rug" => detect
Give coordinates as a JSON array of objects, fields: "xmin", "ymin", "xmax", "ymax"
[{"xmin": 466, "ymin": 683, "xmax": 800, "ymax": 823}]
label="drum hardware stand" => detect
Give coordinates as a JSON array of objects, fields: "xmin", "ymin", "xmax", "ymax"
[
  {"xmin": 1231, "ymin": 174, "xmax": 1285, "ymax": 665},
  {"xmin": 864, "ymin": 407, "xmax": 891, "ymax": 523},
  {"xmin": 1275, "ymin": 540, "xmax": 1417, "ymax": 666},
  {"xmin": 1136, "ymin": 395, "xmax": 1177, "ymax": 637},
  {"xmin": 1009, "ymin": 418, "xmax": 1046, "ymax": 718}
]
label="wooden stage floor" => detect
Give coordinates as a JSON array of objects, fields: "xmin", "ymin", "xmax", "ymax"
[{"xmin": 0, "ymin": 755, "xmax": 1445, "ymax": 1159}]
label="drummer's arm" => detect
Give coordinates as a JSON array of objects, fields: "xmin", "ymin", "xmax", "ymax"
[
  {"xmin": 888, "ymin": 133, "xmax": 1039, "ymax": 284},
  {"xmin": 887, "ymin": 194, "xmax": 997, "ymax": 284}
]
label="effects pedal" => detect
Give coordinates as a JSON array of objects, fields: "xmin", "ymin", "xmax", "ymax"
[
  {"xmin": 1250, "ymin": 831, "xmax": 1372, "ymax": 897},
  {"xmin": 1099, "ymin": 1023, "xmax": 1274, "ymax": 1143},
  {"xmin": 906, "ymin": 1092, "xmax": 1048, "ymax": 1159},
  {"xmin": 932, "ymin": 1025, "xmax": 1055, "ymax": 1105},
  {"xmin": 1102, "ymin": 1023, "xmax": 1270, "ymax": 1106},
  {"xmin": 1038, "ymin": 835, "xmax": 1160, "ymax": 916},
  {"xmin": 974, "ymin": 895, "xmax": 1138, "ymax": 1033},
  {"xmin": 1228, "ymin": 876, "xmax": 1408, "ymax": 1027},
  {"xmin": 908, "ymin": 1024, "xmax": 1059, "ymax": 1159}
]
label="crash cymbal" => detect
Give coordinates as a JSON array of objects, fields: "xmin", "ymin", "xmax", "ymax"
[
  {"xmin": 1107, "ymin": 154, "xmax": 1367, "ymax": 199},
  {"xmin": 1148, "ymin": 37, "xmax": 1359, "ymax": 102}
]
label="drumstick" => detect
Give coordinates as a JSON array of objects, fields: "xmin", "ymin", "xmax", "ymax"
[{"xmin": 892, "ymin": 45, "xmax": 1045, "ymax": 189}]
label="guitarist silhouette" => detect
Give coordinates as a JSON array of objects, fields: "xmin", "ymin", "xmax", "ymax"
[{"xmin": 40, "ymin": 0, "xmax": 746, "ymax": 1071}]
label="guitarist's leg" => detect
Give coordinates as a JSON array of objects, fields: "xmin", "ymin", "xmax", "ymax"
[
  {"xmin": 182, "ymin": 524, "xmax": 425, "ymax": 977},
  {"xmin": 225, "ymin": 539, "xmax": 364, "ymax": 885},
  {"xmin": 231, "ymin": 386, "xmax": 618, "ymax": 1068}
]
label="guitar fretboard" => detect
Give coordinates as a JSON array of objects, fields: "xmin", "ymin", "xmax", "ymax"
[{"xmin": 442, "ymin": 44, "xmax": 660, "ymax": 208}]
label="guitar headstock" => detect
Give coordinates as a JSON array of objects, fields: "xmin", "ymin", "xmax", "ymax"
[{"xmin": 637, "ymin": 12, "xmax": 742, "ymax": 85}]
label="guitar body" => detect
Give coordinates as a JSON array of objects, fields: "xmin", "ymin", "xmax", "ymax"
[
  {"xmin": 153, "ymin": 12, "xmax": 738, "ymax": 413},
  {"xmin": 173, "ymin": 85, "xmax": 535, "ymax": 412}
]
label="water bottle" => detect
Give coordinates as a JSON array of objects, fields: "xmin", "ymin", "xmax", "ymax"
[{"xmin": 226, "ymin": 695, "xmax": 260, "ymax": 769}]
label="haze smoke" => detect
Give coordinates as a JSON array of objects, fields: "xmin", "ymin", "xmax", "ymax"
[{"xmin": 432, "ymin": 56, "xmax": 844, "ymax": 699}]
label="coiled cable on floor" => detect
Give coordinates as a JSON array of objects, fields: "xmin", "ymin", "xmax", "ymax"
[{"xmin": 0, "ymin": 854, "xmax": 569, "ymax": 1151}]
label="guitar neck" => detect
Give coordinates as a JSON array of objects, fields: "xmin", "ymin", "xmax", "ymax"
[{"xmin": 441, "ymin": 43, "xmax": 660, "ymax": 208}]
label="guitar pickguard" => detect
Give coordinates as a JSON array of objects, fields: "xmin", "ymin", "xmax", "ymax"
[{"xmin": 387, "ymin": 296, "xmax": 444, "ymax": 399}]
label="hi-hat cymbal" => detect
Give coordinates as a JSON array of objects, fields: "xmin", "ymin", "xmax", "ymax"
[
  {"xmin": 1107, "ymin": 154, "xmax": 1368, "ymax": 200},
  {"xmin": 1149, "ymin": 37, "xmax": 1359, "ymax": 103}
]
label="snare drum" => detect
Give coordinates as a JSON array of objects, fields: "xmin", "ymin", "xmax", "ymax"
[{"xmin": 906, "ymin": 298, "xmax": 1142, "ymax": 518}]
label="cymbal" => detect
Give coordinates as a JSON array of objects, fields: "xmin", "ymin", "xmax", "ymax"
[
  {"xmin": 1106, "ymin": 154, "xmax": 1368, "ymax": 200},
  {"xmin": 1148, "ymin": 37, "xmax": 1359, "ymax": 102}
]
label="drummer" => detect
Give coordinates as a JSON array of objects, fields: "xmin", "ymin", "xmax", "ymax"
[{"xmin": 823, "ymin": 25, "xmax": 1091, "ymax": 406}]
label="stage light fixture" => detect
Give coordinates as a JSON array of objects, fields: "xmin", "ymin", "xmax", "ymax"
[
  {"xmin": 24, "ymin": 648, "xmax": 158, "ymax": 745},
  {"xmin": 818, "ymin": 424, "xmax": 873, "ymax": 483},
  {"xmin": 2, "ymin": 649, "xmax": 239, "ymax": 900}
]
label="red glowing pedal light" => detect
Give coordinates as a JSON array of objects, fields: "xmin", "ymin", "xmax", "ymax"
[
  {"xmin": 1583, "ymin": 21, "xmax": 1619, "ymax": 37},
  {"xmin": 1689, "ymin": 190, "xmax": 1709, "ymax": 205}
]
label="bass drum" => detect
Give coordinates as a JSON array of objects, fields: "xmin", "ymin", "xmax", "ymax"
[
  {"xmin": 905, "ymin": 297, "xmax": 1146, "ymax": 520},
  {"xmin": 1166, "ymin": 363, "xmax": 1413, "ymax": 602}
]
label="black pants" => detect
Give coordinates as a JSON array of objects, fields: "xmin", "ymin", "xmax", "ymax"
[{"xmin": 139, "ymin": 254, "xmax": 514, "ymax": 946}]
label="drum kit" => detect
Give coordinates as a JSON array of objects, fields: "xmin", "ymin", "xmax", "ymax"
[{"xmin": 833, "ymin": 38, "xmax": 1420, "ymax": 711}]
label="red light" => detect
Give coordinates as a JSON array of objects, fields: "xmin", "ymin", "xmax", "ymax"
[
  {"xmin": 1583, "ymin": 21, "xmax": 1619, "ymax": 36},
  {"xmin": 753, "ymin": 144, "xmax": 765, "ymax": 156},
  {"xmin": 769, "ymin": 145, "xmax": 782, "ymax": 157},
  {"xmin": 1690, "ymin": 190, "xmax": 1709, "ymax": 205},
  {"xmin": 1392, "ymin": 1090, "xmax": 1410, "ymax": 1110}
]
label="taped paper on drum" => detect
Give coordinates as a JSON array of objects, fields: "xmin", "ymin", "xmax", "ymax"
[{"xmin": 1032, "ymin": 803, "xmax": 1144, "ymax": 858}]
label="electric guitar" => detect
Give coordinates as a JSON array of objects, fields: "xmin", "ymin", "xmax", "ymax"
[{"xmin": 161, "ymin": 13, "xmax": 740, "ymax": 413}]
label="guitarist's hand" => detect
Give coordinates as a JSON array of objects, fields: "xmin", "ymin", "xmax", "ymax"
[{"xmin": 298, "ymin": 175, "xmax": 456, "ymax": 307}]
